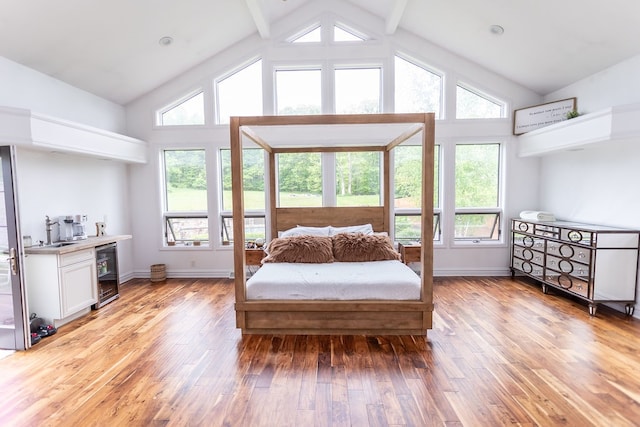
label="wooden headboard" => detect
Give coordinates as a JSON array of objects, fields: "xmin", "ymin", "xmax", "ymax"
[{"xmin": 274, "ymin": 206, "xmax": 387, "ymax": 235}]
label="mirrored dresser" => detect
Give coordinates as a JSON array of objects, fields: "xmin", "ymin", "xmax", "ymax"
[{"xmin": 510, "ymin": 219, "xmax": 639, "ymax": 316}]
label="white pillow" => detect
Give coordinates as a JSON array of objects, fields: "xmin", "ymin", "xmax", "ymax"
[
  {"xmin": 280, "ymin": 225, "xmax": 331, "ymax": 238},
  {"xmin": 329, "ymin": 223, "xmax": 374, "ymax": 236}
]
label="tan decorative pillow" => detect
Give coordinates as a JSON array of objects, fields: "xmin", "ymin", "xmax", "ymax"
[
  {"xmin": 332, "ymin": 233, "xmax": 401, "ymax": 262},
  {"xmin": 262, "ymin": 235, "xmax": 334, "ymax": 263}
]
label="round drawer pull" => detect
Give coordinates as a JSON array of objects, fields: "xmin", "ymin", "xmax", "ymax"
[{"xmin": 568, "ymin": 231, "xmax": 583, "ymax": 242}]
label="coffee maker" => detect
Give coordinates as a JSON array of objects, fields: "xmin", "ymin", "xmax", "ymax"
[
  {"xmin": 72, "ymin": 214, "xmax": 88, "ymax": 240},
  {"xmin": 59, "ymin": 214, "xmax": 88, "ymax": 241},
  {"xmin": 59, "ymin": 216, "xmax": 74, "ymax": 241}
]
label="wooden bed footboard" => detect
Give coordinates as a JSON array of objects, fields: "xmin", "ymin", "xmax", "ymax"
[{"xmin": 235, "ymin": 300, "xmax": 434, "ymax": 335}]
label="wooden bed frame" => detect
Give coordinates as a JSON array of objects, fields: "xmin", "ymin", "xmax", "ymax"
[{"xmin": 230, "ymin": 113, "xmax": 434, "ymax": 335}]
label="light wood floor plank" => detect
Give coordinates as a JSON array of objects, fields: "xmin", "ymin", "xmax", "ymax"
[{"xmin": 1, "ymin": 276, "xmax": 639, "ymax": 426}]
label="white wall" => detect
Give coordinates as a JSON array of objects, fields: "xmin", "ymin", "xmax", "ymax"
[
  {"xmin": 0, "ymin": 57, "xmax": 125, "ymax": 133},
  {"xmin": 545, "ymin": 53, "xmax": 640, "ymax": 115},
  {"xmin": 1, "ymin": 55, "xmax": 135, "ymax": 280},
  {"xmin": 539, "ymin": 53, "xmax": 640, "ymax": 229},
  {"xmin": 125, "ymin": 1, "xmax": 542, "ymax": 278},
  {"xmin": 14, "ymin": 149, "xmax": 134, "ymax": 278},
  {"xmin": 539, "ymin": 53, "xmax": 640, "ymax": 317}
]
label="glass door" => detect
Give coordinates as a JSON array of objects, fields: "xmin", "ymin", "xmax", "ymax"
[{"xmin": 0, "ymin": 146, "xmax": 28, "ymax": 350}]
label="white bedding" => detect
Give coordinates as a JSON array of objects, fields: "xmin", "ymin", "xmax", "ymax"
[{"xmin": 246, "ymin": 260, "xmax": 421, "ymax": 300}]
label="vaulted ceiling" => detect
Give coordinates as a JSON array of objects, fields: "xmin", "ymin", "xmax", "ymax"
[{"xmin": 2, "ymin": 0, "xmax": 639, "ymax": 105}]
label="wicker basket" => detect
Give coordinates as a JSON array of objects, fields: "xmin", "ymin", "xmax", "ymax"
[{"xmin": 150, "ymin": 264, "xmax": 166, "ymax": 282}]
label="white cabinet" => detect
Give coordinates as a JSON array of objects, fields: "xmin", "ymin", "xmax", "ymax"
[
  {"xmin": 25, "ymin": 248, "xmax": 97, "ymax": 327},
  {"xmin": 510, "ymin": 219, "xmax": 639, "ymax": 316}
]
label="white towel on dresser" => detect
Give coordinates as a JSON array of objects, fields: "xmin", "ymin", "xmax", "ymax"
[{"xmin": 519, "ymin": 210, "xmax": 556, "ymax": 221}]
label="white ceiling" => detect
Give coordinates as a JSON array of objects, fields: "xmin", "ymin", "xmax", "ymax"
[{"xmin": 2, "ymin": 0, "xmax": 640, "ymax": 106}]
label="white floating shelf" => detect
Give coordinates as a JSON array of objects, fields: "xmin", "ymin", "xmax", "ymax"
[
  {"xmin": 517, "ymin": 103, "xmax": 640, "ymax": 157},
  {"xmin": 0, "ymin": 107, "xmax": 148, "ymax": 163}
]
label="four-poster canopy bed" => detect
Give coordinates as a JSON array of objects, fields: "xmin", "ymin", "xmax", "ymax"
[{"xmin": 230, "ymin": 113, "xmax": 435, "ymax": 335}]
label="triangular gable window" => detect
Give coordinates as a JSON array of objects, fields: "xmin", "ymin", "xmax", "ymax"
[
  {"xmin": 291, "ymin": 25, "xmax": 322, "ymax": 43},
  {"xmin": 456, "ymin": 85, "xmax": 506, "ymax": 119},
  {"xmin": 288, "ymin": 21, "xmax": 370, "ymax": 44},
  {"xmin": 158, "ymin": 91, "xmax": 205, "ymax": 126},
  {"xmin": 334, "ymin": 24, "xmax": 366, "ymax": 42}
]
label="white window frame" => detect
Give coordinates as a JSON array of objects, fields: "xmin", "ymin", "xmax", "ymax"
[
  {"xmin": 155, "ymin": 89, "xmax": 205, "ymax": 127},
  {"xmin": 160, "ymin": 148, "xmax": 210, "ymax": 248},
  {"xmin": 451, "ymin": 141, "xmax": 504, "ymax": 246},
  {"xmin": 394, "ymin": 53, "xmax": 444, "ymax": 120},
  {"xmin": 214, "ymin": 57, "xmax": 263, "ymax": 125},
  {"xmin": 456, "ymin": 82, "xmax": 507, "ymax": 119},
  {"xmin": 218, "ymin": 148, "xmax": 267, "ymax": 245}
]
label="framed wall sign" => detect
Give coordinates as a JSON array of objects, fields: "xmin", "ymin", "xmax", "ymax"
[{"xmin": 513, "ymin": 97, "xmax": 577, "ymax": 135}]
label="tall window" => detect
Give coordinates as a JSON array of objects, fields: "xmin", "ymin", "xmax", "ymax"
[
  {"xmin": 276, "ymin": 69, "xmax": 322, "ymax": 115},
  {"xmin": 335, "ymin": 67, "xmax": 381, "ymax": 114},
  {"xmin": 454, "ymin": 143, "xmax": 501, "ymax": 241},
  {"xmin": 394, "ymin": 56, "xmax": 442, "ymax": 119},
  {"xmin": 335, "ymin": 152, "xmax": 380, "ymax": 206},
  {"xmin": 456, "ymin": 85, "xmax": 505, "ymax": 119},
  {"xmin": 216, "ymin": 59, "xmax": 263, "ymax": 124},
  {"xmin": 163, "ymin": 150, "xmax": 208, "ymax": 246},
  {"xmin": 158, "ymin": 91, "xmax": 205, "ymax": 126},
  {"xmin": 220, "ymin": 149, "xmax": 265, "ymax": 244},
  {"xmin": 277, "ymin": 153, "xmax": 322, "ymax": 207},
  {"xmin": 394, "ymin": 145, "xmax": 441, "ymax": 242}
]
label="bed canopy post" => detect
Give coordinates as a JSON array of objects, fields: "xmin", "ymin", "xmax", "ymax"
[
  {"xmin": 421, "ymin": 113, "xmax": 435, "ymax": 321},
  {"xmin": 268, "ymin": 151, "xmax": 277, "ymax": 240},
  {"xmin": 230, "ymin": 117, "xmax": 247, "ymax": 323},
  {"xmin": 382, "ymin": 149, "xmax": 391, "ymax": 233}
]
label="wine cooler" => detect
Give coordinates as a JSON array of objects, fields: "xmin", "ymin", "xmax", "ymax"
[{"xmin": 93, "ymin": 243, "xmax": 120, "ymax": 309}]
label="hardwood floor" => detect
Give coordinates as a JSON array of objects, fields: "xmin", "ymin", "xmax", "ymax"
[{"xmin": 1, "ymin": 276, "xmax": 639, "ymax": 426}]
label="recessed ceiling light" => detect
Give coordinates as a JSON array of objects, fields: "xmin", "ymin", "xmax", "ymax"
[
  {"xmin": 489, "ymin": 25, "xmax": 504, "ymax": 35},
  {"xmin": 158, "ymin": 36, "xmax": 174, "ymax": 46}
]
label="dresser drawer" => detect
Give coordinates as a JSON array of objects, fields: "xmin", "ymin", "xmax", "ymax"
[
  {"xmin": 513, "ymin": 246, "xmax": 544, "ymax": 265},
  {"xmin": 559, "ymin": 228, "xmax": 594, "ymax": 246},
  {"xmin": 546, "ymin": 255, "xmax": 590, "ymax": 279},
  {"xmin": 546, "ymin": 241, "xmax": 591, "ymax": 264},
  {"xmin": 512, "ymin": 258, "xmax": 544, "ymax": 277},
  {"xmin": 544, "ymin": 273, "xmax": 589, "ymax": 298},
  {"xmin": 535, "ymin": 224, "xmax": 560, "ymax": 238},
  {"xmin": 513, "ymin": 220, "xmax": 534, "ymax": 234},
  {"xmin": 514, "ymin": 234, "xmax": 545, "ymax": 251}
]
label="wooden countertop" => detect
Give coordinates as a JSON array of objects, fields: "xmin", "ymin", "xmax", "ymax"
[{"xmin": 25, "ymin": 235, "xmax": 132, "ymax": 255}]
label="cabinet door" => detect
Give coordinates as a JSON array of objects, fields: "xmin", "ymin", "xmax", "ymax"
[{"xmin": 59, "ymin": 259, "xmax": 97, "ymax": 317}]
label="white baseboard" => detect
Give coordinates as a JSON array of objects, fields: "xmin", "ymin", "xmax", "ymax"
[
  {"xmin": 131, "ymin": 268, "xmax": 232, "ymax": 279},
  {"xmin": 433, "ymin": 267, "xmax": 512, "ymax": 276}
]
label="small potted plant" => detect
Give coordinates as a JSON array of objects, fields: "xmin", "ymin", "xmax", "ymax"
[{"xmin": 566, "ymin": 110, "xmax": 580, "ymax": 119}]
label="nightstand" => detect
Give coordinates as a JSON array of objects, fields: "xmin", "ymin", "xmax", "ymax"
[
  {"xmin": 245, "ymin": 248, "xmax": 265, "ymax": 266},
  {"xmin": 398, "ymin": 242, "xmax": 421, "ymax": 264}
]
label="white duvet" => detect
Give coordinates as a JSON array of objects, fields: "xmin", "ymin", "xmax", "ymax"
[{"xmin": 245, "ymin": 260, "xmax": 421, "ymax": 300}]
